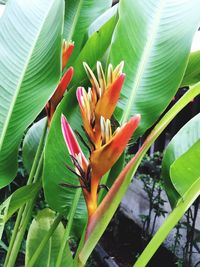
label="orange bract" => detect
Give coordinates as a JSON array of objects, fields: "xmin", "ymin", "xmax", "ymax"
[
  {"xmin": 46, "ymin": 67, "xmax": 73, "ymax": 127},
  {"xmin": 45, "ymin": 39, "xmax": 74, "ymax": 127},
  {"xmin": 62, "ymin": 40, "xmax": 74, "ymax": 70}
]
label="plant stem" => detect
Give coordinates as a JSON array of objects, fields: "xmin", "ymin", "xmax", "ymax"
[
  {"xmin": 78, "ymin": 83, "xmax": 200, "ymax": 266},
  {"xmin": 27, "ymin": 213, "xmax": 63, "ymax": 267},
  {"xmin": 27, "ymin": 119, "xmax": 47, "ymax": 185},
  {"xmin": 5, "ymin": 152, "xmax": 44, "ymax": 267},
  {"xmin": 146, "ymin": 179, "xmax": 156, "ymax": 235},
  {"xmin": 6, "ymin": 195, "xmax": 37, "ymax": 267},
  {"xmin": 188, "ymin": 198, "xmax": 199, "ymax": 266},
  {"xmin": 4, "ymin": 120, "xmax": 47, "ymax": 267},
  {"xmin": 6, "ymin": 178, "xmax": 43, "ymax": 267},
  {"xmin": 133, "ymin": 178, "xmax": 200, "ymax": 267},
  {"xmin": 3, "ymin": 205, "xmax": 25, "ymax": 266},
  {"xmin": 55, "ymin": 189, "xmax": 82, "ymax": 267}
]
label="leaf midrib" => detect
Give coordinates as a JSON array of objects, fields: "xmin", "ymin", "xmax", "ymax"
[
  {"xmin": 0, "ymin": 0, "xmax": 57, "ymax": 150},
  {"xmin": 121, "ymin": 0, "xmax": 165, "ymax": 123}
]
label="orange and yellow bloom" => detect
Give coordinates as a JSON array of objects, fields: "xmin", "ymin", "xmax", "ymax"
[{"xmin": 61, "ymin": 62, "xmax": 140, "ymax": 220}]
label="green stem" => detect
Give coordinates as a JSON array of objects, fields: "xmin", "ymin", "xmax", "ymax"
[
  {"xmin": 5, "ymin": 177, "xmax": 43, "ymax": 267},
  {"xmin": 5, "ymin": 152, "xmax": 44, "ymax": 267},
  {"xmin": 27, "ymin": 119, "xmax": 47, "ymax": 185},
  {"xmin": 4, "ymin": 120, "xmax": 47, "ymax": 267},
  {"xmin": 3, "ymin": 205, "xmax": 25, "ymax": 266},
  {"xmin": 78, "ymin": 83, "xmax": 200, "ymax": 265},
  {"xmin": 55, "ymin": 189, "xmax": 82, "ymax": 267},
  {"xmin": 6, "ymin": 197, "xmax": 36, "ymax": 267},
  {"xmin": 72, "ymin": 226, "xmax": 87, "ymax": 267},
  {"xmin": 133, "ymin": 178, "xmax": 200, "ymax": 267},
  {"xmin": 27, "ymin": 213, "xmax": 63, "ymax": 267}
]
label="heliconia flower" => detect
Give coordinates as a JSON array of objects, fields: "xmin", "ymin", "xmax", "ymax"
[
  {"xmin": 76, "ymin": 61, "xmax": 125, "ymax": 148},
  {"xmin": 46, "ymin": 67, "xmax": 73, "ymax": 127},
  {"xmin": 62, "ymin": 40, "xmax": 74, "ymax": 70},
  {"xmin": 61, "ymin": 61, "xmax": 141, "ymax": 223}
]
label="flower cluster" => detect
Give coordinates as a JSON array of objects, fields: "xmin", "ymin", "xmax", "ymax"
[{"xmin": 61, "ymin": 62, "xmax": 140, "ymax": 219}]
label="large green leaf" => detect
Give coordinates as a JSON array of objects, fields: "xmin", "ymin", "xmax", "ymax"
[
  {"xmin": 26, "ymin": 208, "xmax": 72, "ymax": 267},
  {"xmin": 162, "ymin": 113, "xmax": 200, "ymax": 207},
  {"xmin": 109, "ymin": 0, "xmax": 200, "ymax": 137},
  {"xmin": 64, "ymin": 0, "xmax": 112, "ymax": 64},
  {"xmin": 22, "ymin": 118, "xmax": 47, "ymax": 173},
  {"xmin": 0, "ymin": 182, "xmax": 40, "ymax": 239},
  {"xmin": 181, "ymin": 50, "xmax": 200, "ymax": 87},
  {"xmin": 0, "ymin": 0, "xmax": 63, "ymax": 188},
  {"xmin": 43, "ymin": 12, "xmax": 117, "ymax": 220},
  {"xmin": 170, "ymin": 140, "xmax": 200, "ymax": 199}
]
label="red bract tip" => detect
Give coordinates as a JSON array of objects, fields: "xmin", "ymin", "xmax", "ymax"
[
  {"xmin": 52, "ymin": 67, "xmax": 74, "ymax": 107},
  {"xmin": 61, "ymin": 114, "xmax": 81, "ymax": 157},
  {"xmin": 61, "ymin": 114, "xmax": 88, "ymax": 166},
  {"xmin": 45, "ymin": 68, "xmax": 74, "ymax": 128}
]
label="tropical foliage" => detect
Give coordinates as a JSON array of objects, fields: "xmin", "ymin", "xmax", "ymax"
[{"xmin": 1, "ymin": 0, "xmax": 200, "ymax": 266}]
